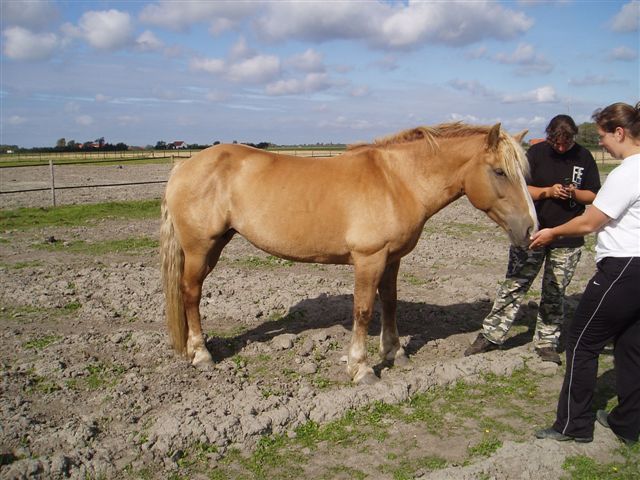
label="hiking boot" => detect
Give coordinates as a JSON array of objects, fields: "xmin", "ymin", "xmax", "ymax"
[
  {"xmin": 535, "ymin": 346, "xmax": 561, "ymax": 365},
  {"xmin": 464, "ymin": 333, "xmax": 499, "ymax": 357},
  {"xmin": 535, "ymin": 427, "xmax": 592, "ymax": 443},
  {"xmin": 597, "ymin": 410, "xmax": 638, "ymax": 447}
]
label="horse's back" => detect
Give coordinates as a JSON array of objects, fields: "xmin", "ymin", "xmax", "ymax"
[{"xmin": 165, "ymin": 144, "xmax": 423, "ymax": 263}]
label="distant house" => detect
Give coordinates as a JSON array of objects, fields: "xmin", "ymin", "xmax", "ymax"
[{"xmin": 170, "ymin": 141, "xmax": 187, "ymax": 149}]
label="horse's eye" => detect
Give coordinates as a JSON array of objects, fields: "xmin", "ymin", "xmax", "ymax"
[{"xmin": 494, "ymin": 168, "xmax": 506, "ymax": 177}]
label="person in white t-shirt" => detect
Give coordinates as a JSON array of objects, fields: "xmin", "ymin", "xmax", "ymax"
[{"xmin": 531, "ymin": 101, "xmax": 640, "ymax": 446}]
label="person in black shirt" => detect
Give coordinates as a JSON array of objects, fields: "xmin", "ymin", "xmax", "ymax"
[{"xmin": 465, "ymin": 115, "xmax": 601, "ymax": 364}]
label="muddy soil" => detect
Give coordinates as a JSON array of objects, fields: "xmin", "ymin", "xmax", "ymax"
[{"xmin": 0, "ymin": 163, "xmax": 627, "ymax": 479}]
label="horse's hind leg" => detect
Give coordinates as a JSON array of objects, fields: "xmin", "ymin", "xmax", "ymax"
[
  {"xmin": 378, "ymin": 260, "xmax": 409, "ymax": 367},
  {"xmin": 183, "ymin": 232, "xmax": 234, "ymax": 369}
]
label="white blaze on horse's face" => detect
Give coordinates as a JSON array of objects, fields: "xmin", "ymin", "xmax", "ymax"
[{"xmin": 464, "ymin": 125, "xmax": 538, "ymax": 247}]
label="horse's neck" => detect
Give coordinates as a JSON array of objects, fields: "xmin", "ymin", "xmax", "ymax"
[{"xmin": 400, "ymin": 138, "xmax": 476, "ymax": 218}]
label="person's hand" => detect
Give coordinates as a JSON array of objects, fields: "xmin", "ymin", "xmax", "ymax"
[
  {"xmin": 530, "ymin": 228, "xmax": 555, "ymax": 249},
  {"xmin": 548, "ymin": 183, "xmax": 570, "ymax": 200}
]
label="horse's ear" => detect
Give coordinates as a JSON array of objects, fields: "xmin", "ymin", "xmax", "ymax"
[
  {"xmin": 487, "ymin": 123, "xmax": 501, "ymax": 150},
  {"xmin": 513, "ymin": 129, "xmax": 528, "ymax": 144}
]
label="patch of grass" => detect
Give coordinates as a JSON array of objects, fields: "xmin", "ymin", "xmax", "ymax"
[
  {"xmin": 34, "ymin": 236, "xmax": 158, "ymax": 255},
  {"xmin": 0, "ymin": 260, "xmax": 44, "ymax": 269},
  {"xmin": 233, "ymin": 255, "xmax": 294, "ymax": 268},
  {"xmin": 402, "ymin": 272, "xmax": 427, "ymax": 286},
  {"xmin": 1, "ymin": 304, "xmax": 82, "ymax": 323},
  {"xmin": 84, "ymin": 362, "xmax": 126, "ymax": 390},
  {"xmin": 0, "ymin": 199, "xmax": 160, "ymax": 231},
  {"xmin": 23, "ymin": 334, "xmax": 61, "ymax": 350},
  {"xmin": 562, "ymin": 445, "xmax": 640, "ymax": 479},
  {"xmin": 467, "ymin": 436, "xmax": 503, "ymax": 458},
  {"xmin": 148, "ymin": 365, "xmax": 632, "ymax": 479},
  {"xmin": 379, "ymin": 455, "xmax": 448, "ymax": 480},
  {"xmin": 26, "ymin": 374, "xmax": 61, "ymax": 394}
]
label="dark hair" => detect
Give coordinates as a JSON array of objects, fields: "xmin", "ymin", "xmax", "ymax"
[
  {"xmin": 592, "ymin": 101, "xmax": 640, "ymax": 140},
  {"xmin": 545, "ymin": 114, "xmax": 578, "ymax": 141}
]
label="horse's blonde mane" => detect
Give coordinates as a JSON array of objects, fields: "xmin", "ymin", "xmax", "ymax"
[{"xmin": 349, "ymin": 122, "xmax": 529, "ymax": 181}]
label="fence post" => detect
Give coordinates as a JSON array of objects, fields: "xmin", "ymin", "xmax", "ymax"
[{"xmin": 49, "ymin": 157, "xmax": 57, "ymax": 207}]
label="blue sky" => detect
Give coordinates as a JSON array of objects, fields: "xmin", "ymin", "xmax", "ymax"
[{"xmin": 1, "ymin": 0, "xmax": 638, "ymax": 147}]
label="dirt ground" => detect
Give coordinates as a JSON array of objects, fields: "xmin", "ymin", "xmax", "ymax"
[{"xmin": 0, "ymin": 162, "xmax": 630, "ymax": 479}]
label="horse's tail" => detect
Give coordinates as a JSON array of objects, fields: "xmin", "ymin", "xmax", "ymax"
[{"xmin": 160, "ymin": 196, "xmax": 188, "ymax": 356}]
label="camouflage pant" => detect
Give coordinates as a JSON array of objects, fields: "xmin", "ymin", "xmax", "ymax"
[{"xmin": 482, "ymin": 245, "xmax": 582, "ymax": 348}]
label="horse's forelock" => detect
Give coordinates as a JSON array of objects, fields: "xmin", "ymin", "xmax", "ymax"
[{"xmin": 499, "ymin": 133, "xmax": 530, "ymax": 182}]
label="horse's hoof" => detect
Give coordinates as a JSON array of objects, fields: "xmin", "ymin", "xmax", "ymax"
[
  {"xmin": 357, "ymin": 372, "xmax": 380, "ymax": 385},
  {"xmin": 192, "ymin": 357, "xmax": 215, "ymax": 371},
  {"xmin": 353, "ymin": 366, "xmax": 379, "ymax": 385},
  {"xmin": 394, "ymin": 354, "xmax": 410, "ymax": 368}
]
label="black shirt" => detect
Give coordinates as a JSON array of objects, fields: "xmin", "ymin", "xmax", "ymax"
[{"xmin": 527, "ymin": 141, "xmax": 601, "ymax": 248}]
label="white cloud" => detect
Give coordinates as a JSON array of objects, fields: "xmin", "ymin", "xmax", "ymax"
[
  {"xmin": 257, "ymin": 0, "xmax": 532, "ymax": 49},
  {"xmin": 2, "ymin": 26, "xmax": 59, "ymax": 61},
  {"xmin": 64, "ymin": 102, "xmax": 81, "ymax": 114},
  {"xmin": 73, "ymin": 10, "xmax": 134, "ymax": 50},
  {"xmin": 191, "ymin": 54, "xmax": 281, "ymax": 84},
  {"xmin": 448, "ymin": 79, "xmax": 495, "ymax": 97},
  {"xmin": 229, "ymin": 37, "xmax": 255, "ymax": 61},
  {"xmin": 606, "ymin": 46, "xmax": 638, "ymax": 62},
  {"xmin": 502, "ymin": 85, "xmax": 558, "ymax": 103},
  {"xmin": 257, "ymin": 2, "xmax": 373, "ymax": 43},
  {"xmin": 493, "ymin": 43, "xmax": 553, "ymax": 75},
  {"xmin": 287, "ymin": 49, "xmax": 325, "ymax": 73},
  {"xmin": 139, "ymin": 1, "xmax": 255, "ymax": 32},
  {"xmin": 227, "ymin": 55, "xmax": 281, "ymax": 83},
  {"xmin": 95, "ymin": 94, "xmax": 110, "ymax": 102},
  {"xmin": 569, "ymin": 74, "xmax": 625, "ymax": 87},
  {"xmin": 0, "ymin": 0, "xmax": 58, "ymax": 30},
  {"xmin": 136, "ymin": 30, "xmax": 164, "ymax": 52},
  {"xmin": 266, "ymin": 72, "xmax": 330, "ymax": 95},
  {"xmin": 8, "ymin": 115, "xmax": 27, "ymax": 125},
  {"xmin": 609, "ymin": 1, "xmax": 639, "ymax": 33},
  {"xmin": 205, "ymin": 90, "xmax": 229, "ymax": 102},
  {"xmin": 76, "ymin": 115, "xmax": 94, "ymax": 126},
  {"xmin": 190, "ymin": 57, "xmax": 226, "ymax": 74},
  {"xmin": 117, "ymin": 115, "xmax": 141, "ymax": 126},
  {"xmin": 350, "ymin": 86, "xmax": 370, "ymax": 97},
  {"xmin": 380, "ymin": 1, "xmax": 533, "ymax": 48}
]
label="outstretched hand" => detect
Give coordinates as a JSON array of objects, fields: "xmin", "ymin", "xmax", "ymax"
[{"xmin": 529, "ymin": 228, "xmax": 555, "ymax": 249}]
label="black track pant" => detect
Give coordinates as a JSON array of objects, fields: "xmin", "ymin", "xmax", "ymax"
[{"xmin": 552, "ymin": 256, "xmax": 640, "ymax": 441}]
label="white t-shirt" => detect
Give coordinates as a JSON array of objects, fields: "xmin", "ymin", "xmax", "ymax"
[{"xmin": 593, "ymin": 153, "xmax": 640, "ymax": 262}]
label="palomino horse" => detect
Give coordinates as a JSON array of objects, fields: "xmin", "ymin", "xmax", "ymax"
[{"xmin": 160, "ymin": 122, "xmax": 537, "ymax": 384}]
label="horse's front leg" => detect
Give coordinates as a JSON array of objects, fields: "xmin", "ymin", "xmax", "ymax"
[
  {"xmin": 378, "ymin": 260, "xmax": 409, "ymax": 367},
  {"xmin": 348, "ymin": 252, "xmax": 387, "ymax": 384}
]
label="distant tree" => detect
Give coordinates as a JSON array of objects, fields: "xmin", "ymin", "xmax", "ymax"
[
  {"xmin": 95, "ymin": 137, "xmax": 105, "ymax": 148},
  {"xmin": 115, "ymin": 142, "xmax": 128, "ymax": 150},
  {"xmin": 55, "ymin": 138, "xmax": 66, "ymax": 149},
  {"xmin": 155, "ymin": 140, "xmax": 167, "ymax": 150},
  {"xmin": 67, "ymin": 140, "xmax": 77, "ymax": 149},
  {"xmin": 0, "ymin": 145, "xmax": 19, "ymax": 153},
  {"xmin": 577, "ymin": 122, "xmax": 599, "ymax": 148},
  {"xmin": 212, "ymin": 141, "xmax": 221, "ymax": 146}
]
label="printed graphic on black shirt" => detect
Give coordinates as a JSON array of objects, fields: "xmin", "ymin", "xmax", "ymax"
[{"xmin": 570, "ymin": 166, "xmax": 584, "ymax": 187}]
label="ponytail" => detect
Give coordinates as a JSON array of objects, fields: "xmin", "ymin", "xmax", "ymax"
[{"xmin": 592, "ymin": 101, "xmax": 640, "ymax": 140}]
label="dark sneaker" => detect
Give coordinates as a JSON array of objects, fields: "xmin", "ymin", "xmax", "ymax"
[
  {"xmin": 597, "ymin": 410, "xmax": 638, "ymax": 447},
  {"xmin": 535, "ymin": 427, "xmax": 592, "ymax": 443},
  {"xmin": 464, "ymin": 333, "xmax": 499, "ymax": 357},
  {"xmin": 535, "ymin": 346, "xmax": 561, "ymax": 365}
]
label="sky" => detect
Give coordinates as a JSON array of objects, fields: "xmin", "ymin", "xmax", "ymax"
[{"xmin": 1, "ymin": 0, "xmax": 638, "ymax": 148}]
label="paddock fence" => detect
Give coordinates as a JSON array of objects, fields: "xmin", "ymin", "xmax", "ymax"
[{"xmin": 0, "ymin": 149, "xmax": 344, "ymax": 209}]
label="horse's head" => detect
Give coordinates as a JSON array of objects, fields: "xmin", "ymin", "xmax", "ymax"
[{"xmin": 463, "ymin": 123, "xmax": 538, "ymax": 247}]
